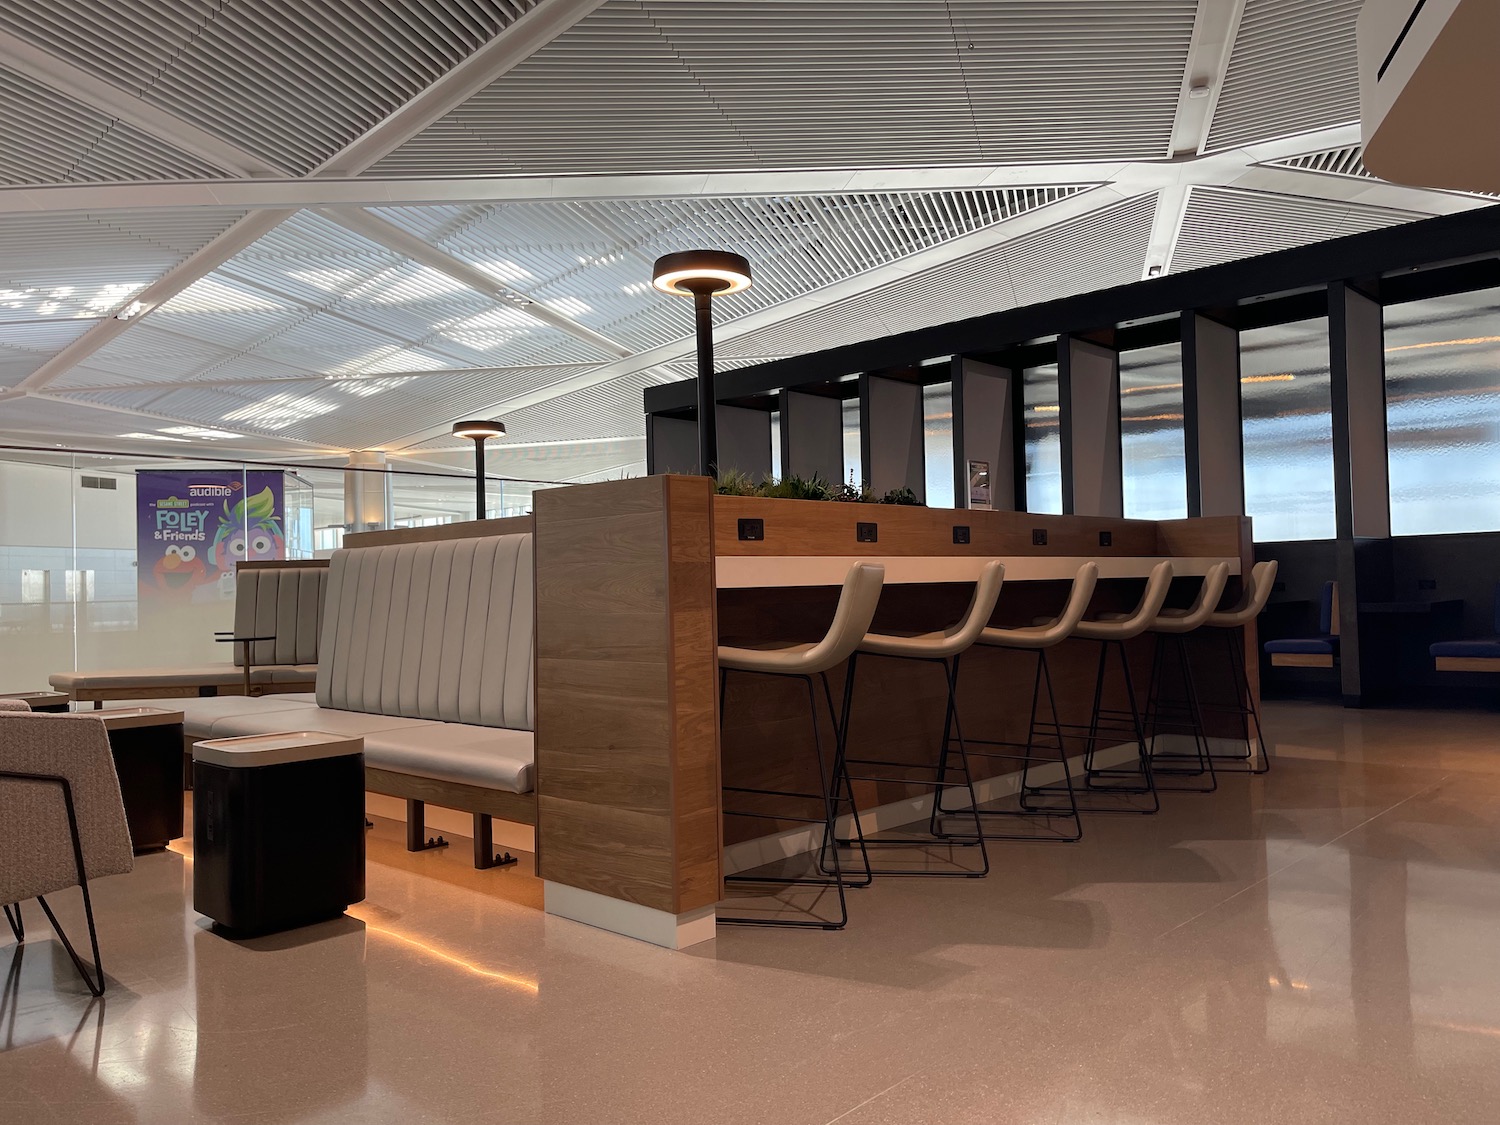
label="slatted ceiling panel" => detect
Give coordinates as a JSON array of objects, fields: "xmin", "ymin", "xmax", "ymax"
[
  {"xmin": 477, "ymin": 372, "xmax": 678, "ymax": 444},
  {"xmin": 1271, "ymin": 145, "xmax": 1372, "ymax": 179},
  {"xmin": 0, "ymin": 209, "xmax": 249, "ymax": 323},
  {"xmin": 371, "ymin": 0, "xmax": 1196, "ymax": 176},
  {"xmin": 0, "ymin": 1, "xmax": 540, "ymax": 175},
  {"xmin": 0, "ymin": 393, "xmax": 172, "ymax": 440},
  {"xmin": 375, "ymin": 186, "xmax": 1092, "ymax": 352},
  {"xmin": 1169, "ymin": 187, "xmax": 1427, "ymax": 275},
  {"xmin": 0, "ymin": 69, "xmax": 225, "ymax": 185},
  {"xmin": 718, "ymin": 194, "xmax": 1155, "ymax": 360},
  {"xmin": 1205, "ymin": 0, "xmax": 1363, "ymax": 152},
  {"xmin": 0, "ymin": 318, "xmax": 100, "ymax": 353},
  {"xmin": 263, "ymin": 364, "xmax": 606, "ymax": 448},
  {"xmin": 0, "ymin": 358, "xmax": 44, "ymax": 388}
]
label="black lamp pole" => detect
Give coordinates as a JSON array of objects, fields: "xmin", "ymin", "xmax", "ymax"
[
  {"xmin": 691, "ymin": 286, "xmax": 717, "ymax": 479},
  {"xmin": 451, "ymin": 419, "xmax": 506, "ymax": 520},
  {"xmin": 651, "ymin": 249, "xmax": 753, "ymax": 478}
]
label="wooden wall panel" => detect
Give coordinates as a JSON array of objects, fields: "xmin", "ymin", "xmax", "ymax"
[
  {"xmin": 534, "ymin": 476, "xmax": 721, "ymax": 915},
  {"xmin": 345, "ymin": 514, "xmax": 535, "ymax": 548},
  {"xmin": 715, "ymin": 496, "xmax": 1160, "ymax": 558}
]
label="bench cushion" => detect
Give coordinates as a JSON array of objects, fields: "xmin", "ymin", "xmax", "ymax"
[
  {"xmin": 317, "ymin": 534, "xmax": 533, "ymax": 731},
  {"xmin": 364, "ymin": 725, "xmax": 534, "ymax": 795},
  {"xmin": 1430, "ymin": 638, "xmax": 1500, "ymax": 659},
  {"xmin": 134, "ymin": 694, "xmax": 317, "ymax": 740},
  {"xmin": 50, "ymin": 663, "xmax": 277, "ymax": 691},
  {"xmin": 1264, "ymin": 636, "xmax": 1338, "ymax": 655},
  {"xmin": 209, "ymin": 706, "xmax": 429, "ymax": 740}
]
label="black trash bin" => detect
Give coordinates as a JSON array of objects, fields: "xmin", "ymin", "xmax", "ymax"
[{"xmin": 192, "ymin": 732, "xmax": 365, "ymax": 935}]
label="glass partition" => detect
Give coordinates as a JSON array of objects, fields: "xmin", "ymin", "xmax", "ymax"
[
  {"xmin": 923, "ymin": 381, "xmax": 955, "ymax": 508},
  {"xmin": 0, "ymin": 446, "xmax": 560, "ymax": 691},
  {"xmin": 1024, "ymin": 363, "xmax": 1063, "ymax": 513},
  {"xmin": 1385, "ymin": 288, "xmax": 1500, "ymax": 536},
  {"xmin": 1240, "ymin": 318, "xmax": 1336, "ymax": 541},
  {"xmin": 1120, "ymin": 342, "xmax": 1187, "ymax": 519}
]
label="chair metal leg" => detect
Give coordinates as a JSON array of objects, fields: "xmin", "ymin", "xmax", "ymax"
[
  {"xmin": 839, "ymin": 654, "xmax": 988, "ymax": 877},
  {"xmin": 0, "ymin": 769, "xmax": 108, "ymax": 995},
  {"xmin": 820, "ymin": 660, "xmax": 873, "ymax": 887},
  {"xmin": 942, "ymin": 648, "xmax": 1082, "ymax": 841},
  {"xmin": 1067, "ymin": 640, "xmax": 1160, "ymax": 813},
  {"xmin": 1141, "ymin": 634, "xmax": 1218, "ymax": 792},
  {"xmin": 720, "ymin": 670, "xmax": 854, "ymax": 929},
  {"xmin": 3, "ymin": 903, "xmax": 21, "ymax": 944}
]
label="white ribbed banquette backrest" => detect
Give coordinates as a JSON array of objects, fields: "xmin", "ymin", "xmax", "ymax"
[{"xmin": 316, "ymin": 534, "xmax": 534, "ymax": 730}]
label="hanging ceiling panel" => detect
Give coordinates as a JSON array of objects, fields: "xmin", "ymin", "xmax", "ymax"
[
  {"xmin": 375, "ymin": 186, "xmax": 1094, "ymax": 352},
  {"xmin": 370, "ymin": 0, "xmax": 1197, "ymax": 176},
  {"xmin": 0, "ymin": 68, "xmax": 226, "ymax": 184},
  {"xmin": 0, "ymin": 209, "xmax": 250, "ymax": 324},
  {"xmin": 718, "ymin": 193, "xmax": 1156, "ymax": 360},
  {"xmin": 1169, "ymin": 187, "xmax": 1428, "ymax": 275},
  {"xmin": 0, "ymin": 0, "xmax": 541, "ymax": 175},
  {"xmin": 1205, "ymin": 0, "xmax": 1363, "ymax": 152}
]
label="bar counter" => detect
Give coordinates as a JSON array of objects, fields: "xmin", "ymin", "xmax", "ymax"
[{"xmin": 533, "ymin": 477, "xmax": 1260, "ymax": 944}]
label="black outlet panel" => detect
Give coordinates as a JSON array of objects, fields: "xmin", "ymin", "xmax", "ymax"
[
  {"xmin": 1099, "ymin": 530, "xmax": 1112, "ymax": 547},
  {"xmin": 1032, "ymin": 528, "xmax": 1048, "ymax": 546},
  {"xmin": 737, "ymin": 518, "xmax": 764, "ymax": 542},
  {"xmin": 857, "ymin": 522, "xmax": 878, "ymax": 544},
  {"xmin": 953, "ymin": 525, "xmax": 971, "ymax": 545},
  {"xmin": 1418, "ymin": 578, "xmax": 1437, "ymax": 590}
]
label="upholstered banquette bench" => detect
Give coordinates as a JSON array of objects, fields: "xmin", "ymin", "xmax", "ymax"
[
  {"xmin": 49, "ymin": 562, "xmax": 328, "ymax": 706},
  {"xmin": 137, "ymin": 533, "xmax": 535, "ymax": 869}
]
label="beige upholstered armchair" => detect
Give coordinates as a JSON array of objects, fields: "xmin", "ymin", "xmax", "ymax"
[{"xmin": 0, "ymin": 712, "xmax": 134, "ymax": 996}]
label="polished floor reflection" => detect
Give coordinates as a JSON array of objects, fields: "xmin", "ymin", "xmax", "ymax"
[{"xmin": 5, "ymin": 701, "xmax": 1500, "ymax": 1124}]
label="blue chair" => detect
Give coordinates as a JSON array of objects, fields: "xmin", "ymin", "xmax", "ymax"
[
  {"xmin": 1431, "ymin": 584, "xmax": 1500, "ymax": 671},
  {"xmin": 1264, "ymin": 581, "xmax": 1339, "ymax": 668}
]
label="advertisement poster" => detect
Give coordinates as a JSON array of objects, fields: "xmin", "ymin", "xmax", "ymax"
[{"xmin": 136, "ymin": 471, "xmax": 285, "ymax": 602}]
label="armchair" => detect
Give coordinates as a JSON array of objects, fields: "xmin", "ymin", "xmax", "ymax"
[{"xmin": 0, "ymin": 713, "xmax": 134, "ymax": 995}]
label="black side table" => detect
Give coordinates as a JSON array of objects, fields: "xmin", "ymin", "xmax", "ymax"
[
  {"xmin": 95, "ymin": 706, "xmax": 187, "ymax": 853},
  {"xmin": 192, "ymin": 732, "xmax": 365, "ymax": 935}
]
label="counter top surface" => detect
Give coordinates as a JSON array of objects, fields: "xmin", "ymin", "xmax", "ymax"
[{"xmin": 715, "ymin": 554, "xmax": 1240, "ymax": 588}]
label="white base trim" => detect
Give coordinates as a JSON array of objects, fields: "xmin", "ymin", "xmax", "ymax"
[
  {"xmin": 723, "ymin": 739, "xmax": 1142, "ymax": 877},
  {"xmin": 365, "ymin": 792, "xmax": 536, "ymax": 855},
  {"xmin": 543, "ymin": 882, "xmax": 716, "ymax": 949}
]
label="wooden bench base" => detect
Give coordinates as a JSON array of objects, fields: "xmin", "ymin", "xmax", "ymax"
[
  {"xmin": 1270, "ymin": 653, "xmax": 1335, "ymax": 668},
  {"xmin": 365, "ymin": 767, "xmax": 537, "ymax": 870},
  {"xmin": 1435, "ymin": 656, "xmax": 1500, "ymax": 672},
  {"xmin": 73, "ymin": 680, "xmax": 315, "ymax": 706}
]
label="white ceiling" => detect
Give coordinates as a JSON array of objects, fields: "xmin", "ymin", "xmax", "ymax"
[{"xmin": 0, "ymin": 0, "xmax": 1492, "ymax": 482}]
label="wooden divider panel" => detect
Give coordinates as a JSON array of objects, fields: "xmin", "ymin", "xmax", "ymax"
[{"xmin": 534, "ymin": 476, "xmax": 721, "ymax": 914}]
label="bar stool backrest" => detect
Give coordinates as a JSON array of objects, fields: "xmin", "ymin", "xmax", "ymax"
[
  {"xmin": 1075, "ymin": 560, "xmax": 1174, "ymax": 641},
  {"xmin": 1036, "ymin": 561, "xmax": 1100, "ymax": 646},
  {"xmin": 937, "ymin": 560, "xmax": 1007, "ymax": 655},
  {"xmin": 1206, "ymin": 560, "xmax": 1278, "ymax": 628},
  {"xmin": 801, "ymin": 562, "xmax": 887, "ymax": 675},
  {"xmin": 1153, "ymin": 561, "xmax": 1231, "ymax": 634}
]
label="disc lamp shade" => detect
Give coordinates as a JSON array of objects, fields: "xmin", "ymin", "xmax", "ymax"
[
  {"xmin": 451, "ymin": 419, "xmax": 507, "ymax": 441},
  {"xmin": 451, "ymin": 419, "xmax": 506, "ymax": 519},
  {"xmin": 650, "ymin": 251, "xmax": 752, "ymax": 478},
  {"xmin": 651, "ymin": 249, "xmax": 752, "ymax": 296}
]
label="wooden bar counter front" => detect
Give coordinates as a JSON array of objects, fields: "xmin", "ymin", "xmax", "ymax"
[{"xmin": 532, "ymin": 476, "xmax": 1256, "ymax": 947}]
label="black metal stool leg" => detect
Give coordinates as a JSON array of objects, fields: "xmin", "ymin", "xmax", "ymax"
[
  {"xmin": 820, "ymin": 661, "xmax": 873, "ymax": 886},
  {"xmin": 3, "ymin": 903, "xmax": 21, "ymax": 943}
]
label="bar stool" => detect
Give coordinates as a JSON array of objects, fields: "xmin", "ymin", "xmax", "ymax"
[
  {"xmin": 935, "ymin": 562, "xmax": 1100, "ymax": 842},
  {"xmin": 831, "ymin": 560, "xmax": 1005, "ymax": 877},
  {"xmin": 1112, "ymin": 562, "xmax": 1232, "ymax": 791},
  {"xmin": 1061, "ymin": 561, "xmax": 1175, "ymax": 814},
  {"xmin": 717, "ymin": 561, "xmax": 884, "ymax": 930},
  {"xmin": 1193, "ymin": 560, "xmax": 1278, "ymax": 774}
]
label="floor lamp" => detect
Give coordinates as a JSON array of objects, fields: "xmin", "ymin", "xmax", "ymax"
[
  {"xmin": 452, "ymin": 419, "xmax": 506, "ymax": 519},
  {"xmin": 651, "ymin": 250, "xmax": 752, "ymax": 477}
]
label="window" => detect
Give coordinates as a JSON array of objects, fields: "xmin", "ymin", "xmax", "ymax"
[
  {"xmin": 842, "ymin": 397, "xmax": 862, "ymax": 490},
  {"xmin": 1120, "ymin": 342, "xmax": 1187, "ymax": 519},
  {"xmin": 1386, "ymin": 289, "xmax": 1500, "ymax": 535},
  {"xmin": 1240, "ymin": 318, "xmax": 1336, "ymax": 541},
  {"xmin": 1024, "ymin": 364, "xmax": 1062, "ymax": 513},
  {"xmin": 923, "ymin": 382, "xmax": 955, "ymax": 508}
]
